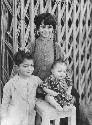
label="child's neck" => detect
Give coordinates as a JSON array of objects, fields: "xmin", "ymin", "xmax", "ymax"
[
  {"xmin": 52, "ymin": 74, "xmax": 65, "ymax": 80},
  {"xmin": 40, "ymin": 34, "xmax": 53, "ymax": 40},
  {"xmin": 18, "ymin": 73, "xmax": 31, "ymax": 80}
]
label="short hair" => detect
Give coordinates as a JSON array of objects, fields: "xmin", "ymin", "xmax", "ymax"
[
  {"xmin": 51, "ymin": 58, "xmax": 67, "ymax": 70},
  {"xmin": 51, "ymin": 58, "xmax": 72, "ymax": 74},
  {"xmin": 34, "ymin": 13, "xmax": 56, "ymax": 30},
  {"xmin": 13, "ymin": 49, "xmax": 33, "ymax": 66}
]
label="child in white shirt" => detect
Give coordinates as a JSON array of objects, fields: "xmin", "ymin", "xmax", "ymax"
[{"xmin": 1, "ymin": 49, "xmax": 42, "ymax": 125}]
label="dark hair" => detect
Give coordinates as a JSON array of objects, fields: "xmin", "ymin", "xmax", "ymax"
[
  {"xmin": 34, "ymin": 13, "xmax": 56, "ymax": 30},
  {"xmin": 13, "ymin": 50, "xmax": 33, "ymax": 66},
  {"xmin": 51, "ymin": 58, "xmax": 67, "ymax": 70},
  {"xmin": 51, "ymin": 58, "xmax": 72, "ymax": 75}
]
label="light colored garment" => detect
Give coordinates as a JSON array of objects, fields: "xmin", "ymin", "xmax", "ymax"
[{"xmin": 1, "ymin": 74, "xmax": 42, "ymax": 125}]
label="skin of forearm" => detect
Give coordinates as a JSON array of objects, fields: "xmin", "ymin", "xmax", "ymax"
[{"xmin": 43, "ymin": 87, "xmax": 58, "ymax": 96}]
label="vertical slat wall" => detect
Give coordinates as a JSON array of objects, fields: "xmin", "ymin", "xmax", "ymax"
[
  {"xmin": 1, "ymin": 0, "xmax": 13, "ymax": 88},
  {"xmin": 1, "ymin": 0, "xmax": 92, "ymax": 105}
]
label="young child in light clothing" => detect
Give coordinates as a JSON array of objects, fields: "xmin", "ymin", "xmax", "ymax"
[
  {"xmin": 1, "ymin": 49, "xmax": 42, "ymax": 125},
  {"xmin": 41, "ymin": 58, "xmax": 75, "ymax": 111}
]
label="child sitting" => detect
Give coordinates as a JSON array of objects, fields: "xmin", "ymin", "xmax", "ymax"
[{"xmin": 40, "ymin": 58, "xmax": 75, "ymax": 111}]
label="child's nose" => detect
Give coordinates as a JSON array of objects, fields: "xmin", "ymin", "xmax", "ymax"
[
  {"xmin": 44, "ymin": 28, "xmax": 48, "ymax": 31},
  {"xmin": 45, "ymin": 26, "xmax": 49, "ymax": 30},
  {"xmin": 28, "ymin": 66, "xmax": 34, "ymax": 70}
]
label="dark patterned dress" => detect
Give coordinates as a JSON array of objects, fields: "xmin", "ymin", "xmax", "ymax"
[{"xmin": 41, "ymin": 74, "xmax": 73, "ymax": 107}]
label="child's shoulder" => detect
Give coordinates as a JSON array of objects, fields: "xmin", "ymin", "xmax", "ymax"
[
  {"xmin": 9, "ymin": 74, "xmax": 19, "ymax": 82},
  {"xmin": 30, "ymin": 75, "xmax": 43, "ymax": 84},
  {"xmin": 31, "ymin": 75, "xmax": 41, "ymax": 79},
  {"xmin": 4, "ymin": 75, "xmax": 18, "ymax": 88}
]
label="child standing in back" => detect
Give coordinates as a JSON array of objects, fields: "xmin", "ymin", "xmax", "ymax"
[
  {"xmin": 1, "ymin": 49, "xmax": 42, "ymax": 125},
  {"xmin": 29, "ymin": 13, "xmax": 62, "ymax": 81},
  {"xmin": 41, "ymin": 58, "xmax": 75, "ymax": 111}
]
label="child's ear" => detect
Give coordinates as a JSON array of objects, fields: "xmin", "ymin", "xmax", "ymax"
[
  {"xmin": 15, "ymin": 65, "xmax": 20, "ymax": 72},
  {"xmin": 51, "ymin": 69, "xmax": 54, "ymax": 74}
]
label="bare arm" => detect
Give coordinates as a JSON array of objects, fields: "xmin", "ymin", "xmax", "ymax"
[
  {"xmin": 45, "ymin": 95, "xmax": 63, "ymax": 111},
  {"xmin": 66, "ymin": 86, "xmax": 72, "ymax": 95},
  {"xmin": 43, "ymin": 87, "xmax": 58, "ymax": 96}
]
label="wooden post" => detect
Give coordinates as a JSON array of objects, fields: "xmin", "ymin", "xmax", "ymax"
[
  {"xmin": 40, "ymin": 0, "xmax": 44, "ymax": 13},
  {"xmin": 73, "ymin": 0, "xmax": 77, "ymax": 88},
  {"xmin": 1, "ymin": 2, "xmax": 5, "ymax": 82},
  {"xmin": 21, "ymin": 0, "xmax": 25, "ymax": 48},
  {"xmin": 30, "ymin": 0, "xmax": 35, "ymax": 43},
  {"xmin": 57, "ymin": 0, "xmax": 61, "ymax": 45},
  {"xmin": 13, "ymin": 0, "xmax": 18, "ymax": 53},
  {"xmin": 48, "ymin": 0, "xmax": 51, "ymax": 13},
  {"xmin": 85, "ymin": 0, "xmax": 88, "ymax": 104},
  {"xmin": 79, "ymin": 0, "xmax": 83, "ymax": 103},
  {"xmin": 66, "ymin": 0, "xmax": 68, "ymax": 56}
]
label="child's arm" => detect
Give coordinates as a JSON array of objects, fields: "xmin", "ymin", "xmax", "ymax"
[
  {"xmin": 66, "ymin": 86, "xmax": 72, "ymax": 95},
  {"xmin": 43, "ymin": 87, "xmax": 58, "ymax": 96},
  {"xmin": 45, "ymin": 95, "xmax": 63, "ymax": 111},
  {"xmin": 1, "ymin": 81, "xmax": 11, "ymax": 119}
]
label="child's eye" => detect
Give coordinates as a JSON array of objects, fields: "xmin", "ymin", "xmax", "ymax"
[
  {"xmin": 30, "ymin": 64, "xmax": 34, "ymax": 67},
  {"xmin": 40, "ymin": 25, "xmax": 46, "ymax": 28},
  {"xmin": 23, "ymin": 65, "xmax": 28, "ymax": 68},
  {"xmin": 48, "ymin": 25, "xmax": 53, "ymax": 28}
]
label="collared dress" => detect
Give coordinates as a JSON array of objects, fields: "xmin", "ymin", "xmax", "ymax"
[
  {"xmin": 1, "ymin": 74, "xmax": 42, "ymax": 125},
  {"xmin": 41, "ymin": 74, "xmax": 73, "ymax": 107}
]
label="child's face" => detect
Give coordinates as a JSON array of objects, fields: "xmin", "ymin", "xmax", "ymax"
[
  {"xmin": 52, "ymin": 63, "xmax": 66, "ymax": 80},
  {"xmin": 39, "ymin": 22, "xmax": 53, "ymax": 38},
  {"xmin": 18, "ymin": 59, "xmax": 34, "ymax": 78}
]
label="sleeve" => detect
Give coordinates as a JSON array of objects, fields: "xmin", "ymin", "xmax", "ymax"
[
  {"xmin": 1, "ymin": 81, "xmax": 12, "ymax": 118},
  {"xmin": 35, "ymin": 76, "xmax": 43, "ymax": 87},
  {"xmin": 55, "ymin": 42, "xmax": 64, "ymax": 60}
]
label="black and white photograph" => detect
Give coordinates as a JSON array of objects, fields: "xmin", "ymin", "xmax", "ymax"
[{"xmin": 1, "ymin": 0, "xmax": 92, "ymax": 125}]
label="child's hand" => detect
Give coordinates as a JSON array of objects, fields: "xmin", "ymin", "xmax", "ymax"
[
  {"xmin": 66, "ymin": 94, "xmax": 73, "ymax": 101},
  {"xmin": 55, "ymin": 104, "xmax": 63, "ymax": 112},
  {"xmin": 43, "ymin": 88, "xmax": 58, "ymax": 96},
  {"xmin": 66, "ymin": 86, "xmax": 72, "ymax": 95}
]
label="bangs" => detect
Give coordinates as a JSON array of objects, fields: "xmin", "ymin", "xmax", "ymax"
[
  {"xmin": 34, "ymin": 13, "xmax": 56, "ymax": 29},
  {"xmin": 42, "ymin": 18, "xmax": 56, "ymax": 29}
]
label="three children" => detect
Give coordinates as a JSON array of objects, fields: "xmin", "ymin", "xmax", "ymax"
[{"xmin": 1, "ymin": 12, "xmax": 80, "ymax": 125}]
